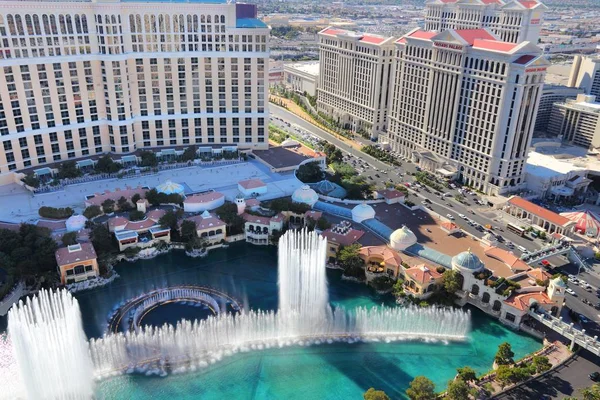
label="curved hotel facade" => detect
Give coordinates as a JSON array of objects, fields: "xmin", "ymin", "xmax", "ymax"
[{"xmin": 0, "ymin": 0, "xmax": 269, "ymax": 184}]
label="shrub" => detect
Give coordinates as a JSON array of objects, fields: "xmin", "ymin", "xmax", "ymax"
[
  {"xmin": 61, "ymin": 231, "xmax": 78, "ymax": 246},
  {"xmin": 83, "ymin": 205, "xmax": 102, "ymax": 220},
  {"xmin": 21, "ymin": 173, "xmax": 40, "ymax": 188},
  {"xmin": 369, "ymin": 276, "xmax": 394, "ymax": 292},
  {"xmin": 128, "ymin": 210, "xmax": 145, "ymax": 221},
  {"xmin": 101, "ymin": 199, "xmax": 116, "ymax": 214},
  {"xmin": 39, "ymin": 206, "xmax": 74, "ymax": 219}
]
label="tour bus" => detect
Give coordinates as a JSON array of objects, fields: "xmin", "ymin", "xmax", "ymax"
[{"xmin": 506, "ymin": 223, "xmax": 525, "ymax": 237}]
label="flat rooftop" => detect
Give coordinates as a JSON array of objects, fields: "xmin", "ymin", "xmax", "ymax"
[
  {"xmin": 284, "ymin": 61, "xmax": 320, "ymax": 77},
  {"xmin": 253, "ymin": 145, "xmax": 321, "ymax": 170},
  {"xmin": 526, "ymin": 150, "xmax": 588, "ymax": 178}
]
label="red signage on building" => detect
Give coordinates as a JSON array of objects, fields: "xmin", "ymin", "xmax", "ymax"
[
  {"xmin": 525, "ymin": 67, "xmax": 547, "ymax": 72},
  {"xmin": 434, "ymin": 42, "xmax": 463, "ymax": 50},
  {"xmin": 530, "ymin": 19, "xmax": 540, "ymax": 25}
]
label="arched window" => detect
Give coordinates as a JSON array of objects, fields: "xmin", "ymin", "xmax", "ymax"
[
  {"xmin": 482, "ymin": 292, "xmax": 490, "ymax": 303},
  {"xmin": 81, "ymin": 15, "xmax": 88, "ymax": 33},
  {"xmin": 24, "ymin": 15, "xmax": 33, "ymax": 35},
  {"xmin": 471, "ymin": 284, "xmax": 480, "ymax": 296},
  {"xmin": 492, "ymin": 300, "xmax": 502, "ymax": 312},
  {"xmin": 129, "ymin": 15, "xmax": 136, "ymax": 32},
  {"xmin": 207, "ymin": 15, "xmax": 211, "ymax": 23},
  {"xmin": 65, "ymin": 15, "xmax": 74, "ymax": 34},
  {"xmin": 49, "ymin": 15, "xmax": 58, "ymax": 34}
]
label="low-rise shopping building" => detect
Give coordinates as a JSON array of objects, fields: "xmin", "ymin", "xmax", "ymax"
[
  {"xmin": 283, "ymin": 61, "xmax": 320, "ymax": 97},
  {"xmin": 185, "ymin": 210, "xmax": 227, "ymax": 247},
  {"xmin": 403, "ymin": 264, "xmax": 443, "ymax": 300},
  {"xmin": 359, "ymin": 245, "xmax": 403, "ymax": 280},
  {"xmin": 242, "ymin": 212, "xmax": 285, "ymax": 245},
  {"xmin": 238, "ymin": 179, "xmax": 267, "ymax": 197},
  {"xmin": 504, "ymin": 196, "xmax": 576, "ymax": 235},
  {"xmin": 322, "ymin": 220, "xmax": 365, "ymax": 263},
  {"xmin": 183, "ymin": 192, "xmax": 225, "ymax": 213},
  {"xmin": 108, "ymin": 209, "xmax": 170, "ymax": 251},
  {"xmin": 55, "ymin": 243, "xmax": 99, "ymax": 285}
]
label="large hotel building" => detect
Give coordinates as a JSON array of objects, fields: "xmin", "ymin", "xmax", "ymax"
[
  {"xmin": 424, "ymin": 0, "xmax": 546, "ymax": 44},
  {"xmin": 317, "ymin": 28, "xmax": 395, "ymax": 141},
  {"xmin": 0, "ymin": 0, "xmax": 269, "ymax": 183}
]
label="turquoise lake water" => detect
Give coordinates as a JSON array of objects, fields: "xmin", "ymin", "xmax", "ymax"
[{"xmin": 67, "ymin": 243, "xmax": 541, "ymax": 399}]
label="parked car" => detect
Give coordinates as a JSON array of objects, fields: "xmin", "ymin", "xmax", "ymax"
[
  {"xmin": 566, "ymin": 288, "xmax": 576, "ymax": 295},
  {"xmin": 446, "ymin": 214, "xmax": 455, "ymax": 220},
  {"xmin": 590, "ymin": 372, "xmax": 600, "ymax": 381},
  {"xmin": 458, "ymin": 214, "xmax": 466, "ymax": 219}
]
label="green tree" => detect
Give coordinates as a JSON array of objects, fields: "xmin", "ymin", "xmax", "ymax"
[
  {"xmin": 495, "ymin": 342, "xmax": 514, "ymax": 366},
  {"xmin": 442, "ymin": 270, "xmax": 462, "ymax": 294},
  {"xmin": 83, "ymin": 205, "xmax": 102, "ymax": 219},
  {"xmin": 581, "ymin": 384, "xmax": 600, "ymax": 400},
  {"xmin": 181, "ymin": 220, "xmax": 198, "ymax": 242},
  {"xmin": 363, "ymin": 387, "xmax": 390, "ymax": 400},
  {"xmin": 495, "ymin": 365, "xmax": 529, "ymax": 388},
  {"xmin": 145, "ymin": 189, "xmax": 161, "ymax": 206},
  {"xmin": 159, "ymin": 210, "xmax": 181, "ymax": 241},
  {"xmin": 215, "ymin": 202, "xmax": 246, "ymax": 235},
  {"xmin": 131, "ymin": 193, "xmax": 142, "ymax": 205},
  {"xmin": 101, "ymin": 199, "xmax": 116, "ymax": 214},
  {"xmin": 181, "ymin": 145, "xmax": 197, "ymax": 161},
  {"xmin": 117, "ymin": 196, "xmax": 132, "ymax": 211},
  {"xmin": 531, "ymin": 355, "xmax": 551, "ymax": 374},
  {"xmin": 392, "ymin": 278, "xmax": 405, "ymax": 296},
  {"xmin": 57, "ymin": 161, "xmax": 81, "ymax": 179},
  {"xmin": 95, "ymin": 155, "xmax": 122, "ymax": 174},
  {"xmin": 21, "ymin": 173, "xmax": 40, "ymax": 188},
  {"xmin": 61, "ymin": 231, "xmax": 78, "ymax": 246},
  {"xmin": 369, "ymin": 276, "xmax": 394, "ymax": 292},
  {"xmin": 456, "ymin": 366, "xmax": 477, "ymax": 382},
  {"xmin": 446, "ymin": 379, "xmax": 470, "ymax": 400},
  {"xmin": 337, "ymin": 244, "xmax": 363, "ymax": 270},
  {"xmin": 140, "ymin": 151, "xmax": 158, "ymax": 167},
  {"xmin": 406, "ymin": 376, "xmax": 436, "ymax": 400},
  {"xmin": 296, "ymin": 161, "xmax": 323, "ymax": 183},
  {"xmin": 90, "ymin": 223, "xmax": 117, "ymax": 257},
  {"xmin": 128, "ymin": 210, "xmax": 145, "ymax": 221},
  {"xmin": 316, "ymin": 217, "xmax": 331, "ymax": 231}
]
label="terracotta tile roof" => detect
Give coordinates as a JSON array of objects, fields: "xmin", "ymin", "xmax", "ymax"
[
  {"xmin": 527, "ymin": 268, "xmax": 552, "ymax": 282},
  {"xmin": 378, "ymin": 189, "xmax": 405, "ymax": 200},
  {"xmin": 441, "ymin": 221, "xmax": 459, "ymax": 231},
  {"xmin": 455, "ymin": 29, "xmax": 496, "ymax": 45},
  {"xmin": 0, "ymin": 222, "xmax": 20, "ymax": 232},
  {"xmin": 507, "ymin": 196, "xmax": 572, "ymax": 227},
  {"xmin": 405, "ymin": 264, "xmax": 441, "ymax": 285},
  {"xmin": 124, "ymin": 218, "xmax": 156, "ymax": 232},
  {"xmin": 55, "ymin": 243, "xmax": 97, "ymax": 267},
  {"xmin": 85, "ymin": 186, "xmax": 146, "ymax": 207},
  {"xmin": 246, "ymin": 198, "xmax": 261, "ymax": 207},
  {"xmin": 108, "ymin": 216, "xmax": 129, "ymax": 230},
  {"xmin": 270, "ymin": 213, "xmax": 285, "ymax": 223},
  {"xmin": 518, "ymin": 0, "xmax": 539, "ymax": 9},
  {"xmin": 242, "ymin": 213, "xmax": 271, "ymax": 226},
  {"xmin": 473, "ymin": 39, "xmax": 519, "ymax": 53},
  {"xmin": 504, "ymin": 292, "xmax": 553, "ymax": 311},
  {"xmin": 36, "ymin": 219, "xmax": 67, "ymax": 231},
  {"xmin": 184, "ymin": 191, "xmax": 224, "ymax": 204},
  {"xmin": 514, "ymin": 54, "xmax": 536, "ymax": 65},
  {"xmin": 305, "ymin": 210, "xmax": 323, "ymax": 220},
  {"xmin": 186, "ymin": 213, "xmax": 226, "ymax": 231},
  {"xmin": 484, "ymin": 246, "xmax": 530, "ymax": 272},
  {"xmin": 396, "ymin": 38, "xmax": 407, "ymax": 44},
  {"xmin": 146, "ymin": 209, "xmax": 166, "ymax": 222},
  {"xmin": 359, "ymin": 245, "xmax": 402, "ymax": 268},
  {"xmin": 238, "ymin": 179, "xmax": 266, "ymax": 190},
  {"xmin": 360, "ymin": 35, "xmax": 386, "ymax": 44},
  {"xmin": 322, "ymin": 227, "xmax": 365, "ymax": 247},
  {"xmin": 320, "ymin": 28, "xmax": 347, "ymax": 36},
  {"xmin": 407, "ymin": 30, "xmax": 437, "ymax": 40}
]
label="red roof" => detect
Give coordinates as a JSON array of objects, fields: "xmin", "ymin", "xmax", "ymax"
[
  {"xmin": 518, "ymin": 0, "xmax": 539, "ymax": 9},
  {"xmin": 407, "ymin": 30, "xmax": 437, "ymax": 40},
  {"xmin": 405, "ymin": 264, "xmax": 442, "ymax": 285},
  {"xmin": 396, "ymin": 38, "xmax": 407, "ymax": 44},
  {"xmin": 184, "ymin": 192, "xmax": 224, "ymax": 204},
  {"xmin": 55, "ymin": 243, "xmax": 97, "ymax": 267},
  {"xmin": 238, "ymin": 179, "xmax": 266, "ymax": 190},
  {"xmin": 514, "ymin": 54, "xmax": 536, "ymax": 65},
  {"xmin": 473, "ymin": 39, "xmax": 519, "ymax": 53},
  {"xmin": 360, "ymin": 35, "xmax": 386, "ymax": 44},
  {"xmin": 504, "ymin": 292, "xmax": 553, "ymax": 311},
  {"xmin": 527, "ymin": 268, "xmax": 552, "ymax": 282},
  {"xmin": 359, "ymin": 245, "xmax": 403, "ymax": 268},
  {"xmin": 485, "ymin": 246, "xmax": 530, "ymax": 272},
  {"xmin": 322, "ymin": 228, "xmax": 365, "ymax": 247},
  {"xmin": 480, "ymin": 0, "xmax": 502, "ymax": 4},
  {"xmin": 507, "ymin": 196, "xmax": 572, "ymax": 227},
  {"xmin": 242, "ymin": 213, "xmax": 271, "ymax": 226},
  {"xmin": 186, "ymin": 213, "xmax": 226, "ymax": 231},
  {"xmin": 321, "ymin": 28, "xmax": 347, "ymax": 36},
  {"xmin": 305, "ymin": 210, "xmax": 323, "ymax": 220},
  {"xmin": 379, "ymin": 189, "xmax": 405, "ymax": 200},
  {"xmin": 440, "ymin": 0, "xmax": 457, "ymax": 3},
  {"xmin": 455, "ymin": 29, "xmax": 496, "ymax": 45}
]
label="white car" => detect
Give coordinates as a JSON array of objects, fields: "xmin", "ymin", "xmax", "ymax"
[
  {"xmin": 566, "ymin": 288, "xmax": 576, "ymax": 295},
  {"xmin": 580, "ymin": 279, "xmax": 587, "ymax": 286},
  {"xmin": 446, "ymin": 214, "xmax": 455, "ymax": 220},
  {"xmin": 458, "ymin": 214, "xmax": 466, "ymax": 219}
]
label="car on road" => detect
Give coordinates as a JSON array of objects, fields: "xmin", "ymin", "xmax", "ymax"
[
  {"xmin": 566, "ymin": 288, "xmax": 576, "ymax": 295},
  {"xmin": 469, "ymin": 210, "xmax": 475, "ymax": 214},
  {"xmin": 586, "ymin": 284, "xmax": 593, "ymax": 292},
  {"xmin": 540, "ymin": 260, "xmax": 551, "ymax": 267},
  {"xmin": 590, "ymin": 372, "xmax": 600, "ymax": 381},
  {"xmin": 568, "ymin": 274, "xmax": 576, "ymax": 280},
  {"xmin": 446, "ymin": 214, "xmax": 455, "ymax": 220},
  {"xmin": 458, "ymin": 214, "xmax": 466, "ymax": 219},
  {"xmin": 580, "ymin": 279, "xmax": 588, "ymax": 286}
]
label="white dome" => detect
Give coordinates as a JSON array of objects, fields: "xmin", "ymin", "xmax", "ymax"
[
  {"xmin": 65, "ymin": 214, "xmax": 87, "ymax": 232},
  {"xmin": 389, "ymin": 226, "xmax": 417, "ymax": 251},
  {"xmin": 292, "ymin": 185, "xmax": 319, "ymax": 206},
  {"xmin": 352, "ymin": 203, "xmax": 376, "ymax": 223},
  {"xmin": 156, "ymin": 180, "xmax": 185, "ymax": 195}
]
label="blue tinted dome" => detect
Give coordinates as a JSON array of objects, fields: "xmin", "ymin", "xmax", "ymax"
[{"xmin": 452, "ymin": 249, "xmax": 484, "ymax": 271}]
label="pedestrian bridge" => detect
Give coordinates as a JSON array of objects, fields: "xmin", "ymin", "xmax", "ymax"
[{"xmin": 528, "ymin": 308, "xmax": 600, "ymax": 355}]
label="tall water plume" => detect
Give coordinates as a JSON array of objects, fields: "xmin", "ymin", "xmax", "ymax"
[
  {"xmin": 8, "ymin": 289, "xmax": 94, "ymax": 400},
  {"xmin": 278, "ymin": 230, "xmax": 329, "ymax": 318}
]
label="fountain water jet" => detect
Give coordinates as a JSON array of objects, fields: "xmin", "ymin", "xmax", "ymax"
[{"xmin": 4, "ymin": 230, "xmax": 472, "ymax": 397}]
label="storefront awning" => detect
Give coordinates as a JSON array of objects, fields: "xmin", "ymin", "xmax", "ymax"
[
  {"xmin": 34, "ymin": 167, "xmax": 53, "ymax": 176},
  {"xmin": 120, "ymin": 155, "xmax": 138, "ymax": 163},
  {"xmin": 76, "ymin": 159, "xmax": 95, "ymax": 168}
]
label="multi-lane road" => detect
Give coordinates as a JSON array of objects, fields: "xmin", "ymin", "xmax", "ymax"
[{"xmin": 270, "ymin": 104, "xmax": 542, "ymax": 253}]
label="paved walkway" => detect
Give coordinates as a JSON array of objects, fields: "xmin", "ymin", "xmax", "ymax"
[{"xmin": 0, "ymin": 160, "xmax": 302, "ymax": 223}]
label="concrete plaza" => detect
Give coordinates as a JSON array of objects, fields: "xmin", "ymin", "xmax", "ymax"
[{"xmin": 0, "ymin": 160, "xmax": 303, "ymax": 223}]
